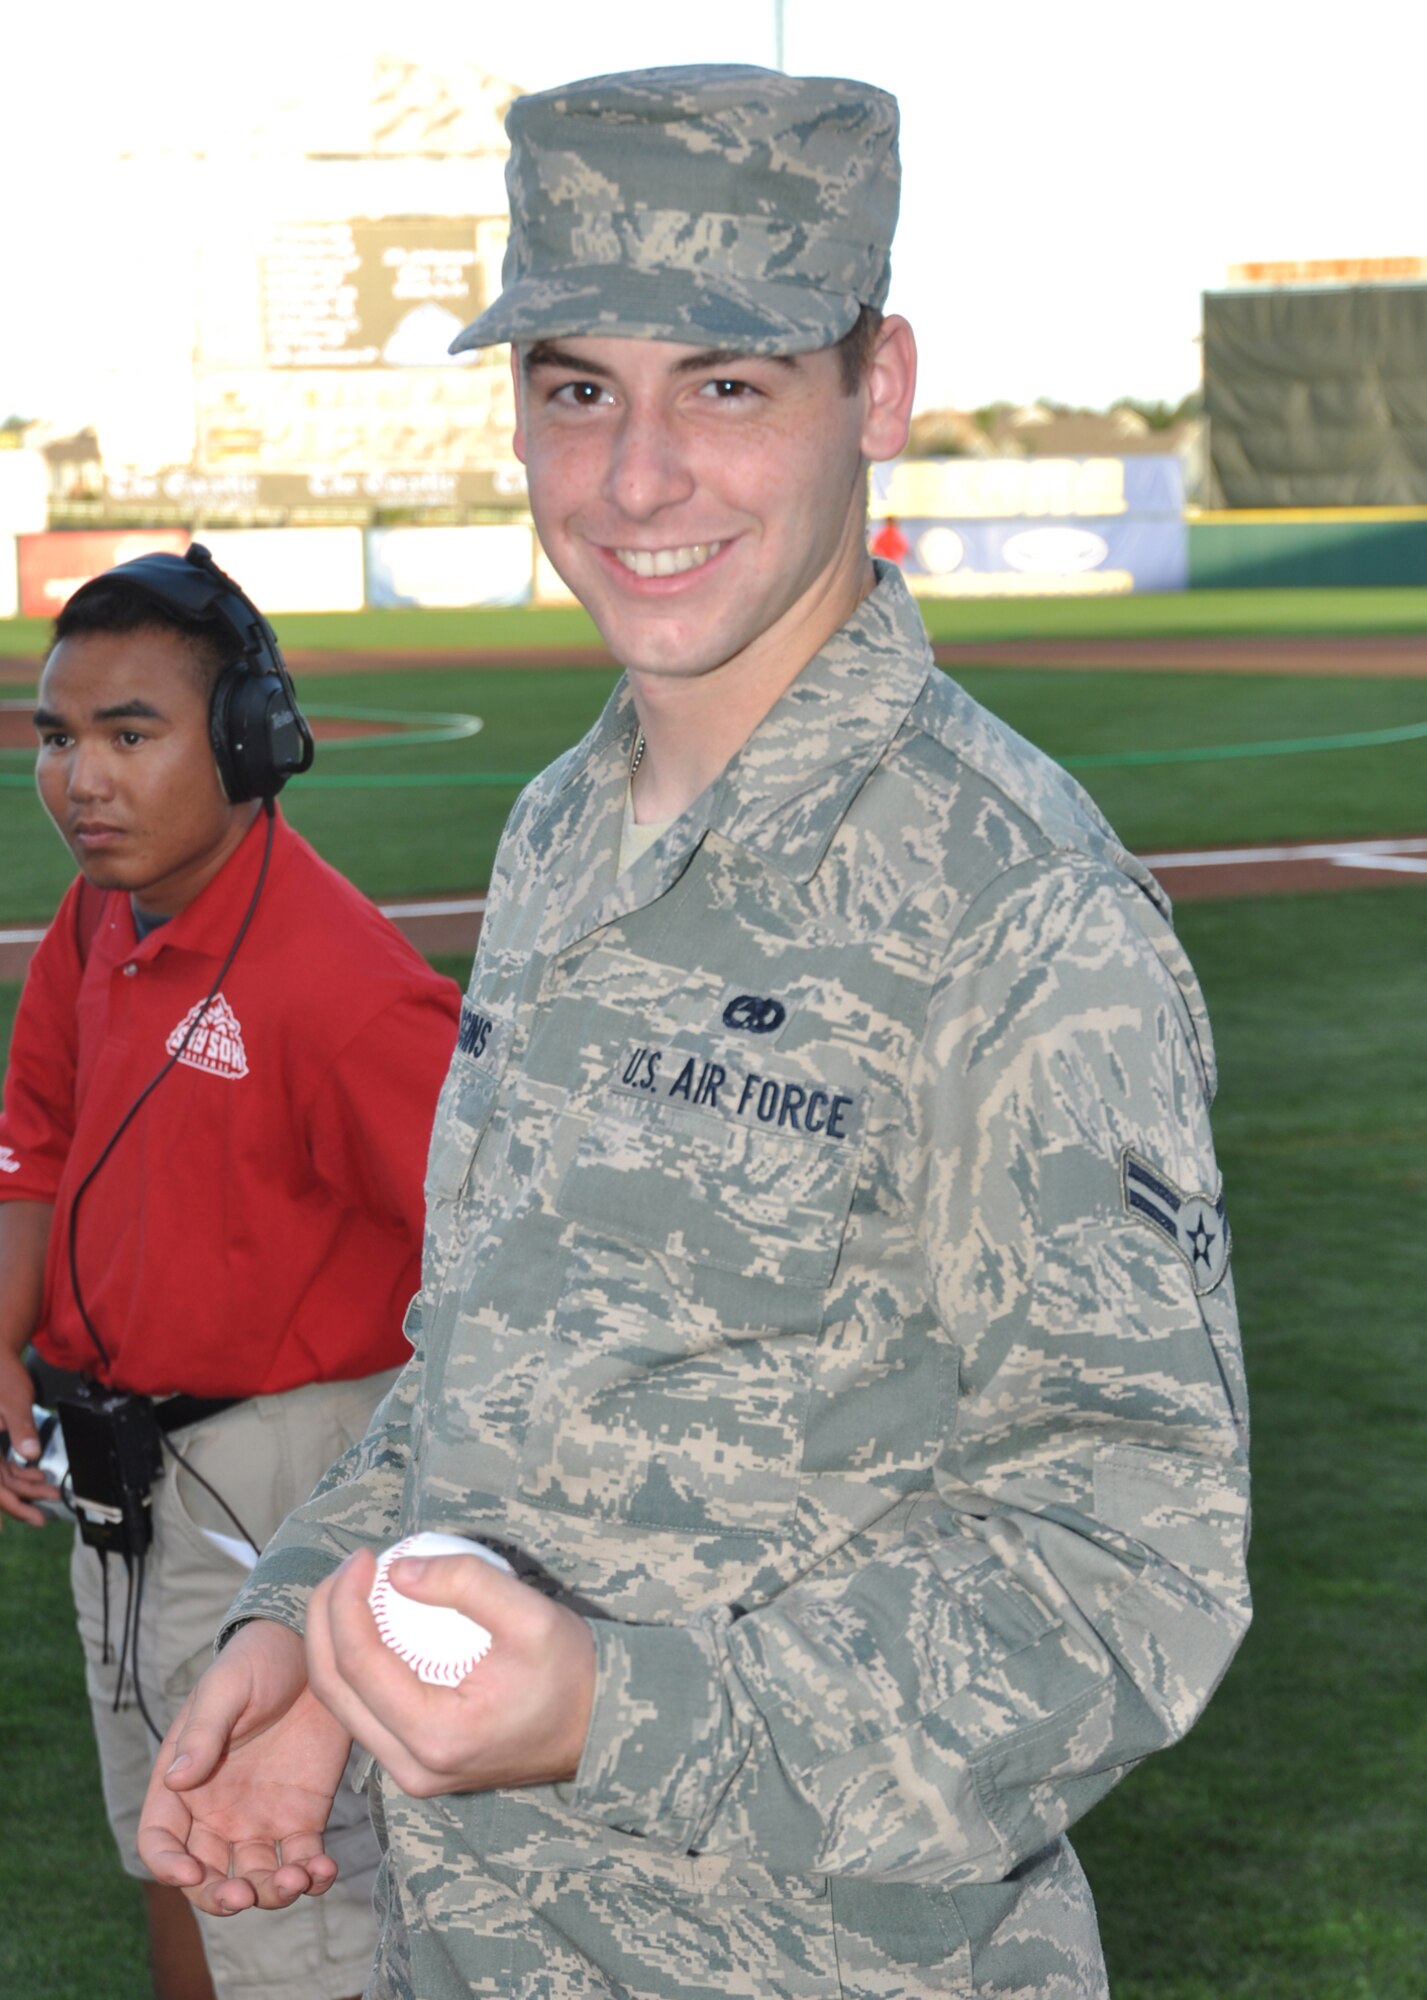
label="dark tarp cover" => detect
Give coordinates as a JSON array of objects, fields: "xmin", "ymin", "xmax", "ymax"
[{"xmin": 1204, "ymin": 284, "xmax": 1427, "ymax": 506}]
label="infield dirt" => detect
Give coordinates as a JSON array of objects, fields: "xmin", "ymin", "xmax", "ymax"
[
  {"xmin": 265, "ymin": 632, "xmax": 1427, "ymax": 677},
  {"xmin": 2, "ymin": 631, "xmax": 1422, "ymax": 983}
]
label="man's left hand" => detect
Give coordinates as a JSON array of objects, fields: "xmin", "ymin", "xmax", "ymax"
[{"xmin": 304, "ymin": 1547, "xmax": 596, "ymax": 1797}]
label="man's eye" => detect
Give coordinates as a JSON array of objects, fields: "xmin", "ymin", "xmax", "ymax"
[
  {"xmin": 38, "ymin": 731, "xmax": 70, "ymax": 749},
  {"xmin": 552, "ymin": 380, "xmax": 611, "ymax": 408},
  {"xmin": 700, "ymin": 377, "xmax": 756, "ymax": 400},
  {"xmin": 118, "ymin": 731, "xmax": 146, "ymax": 747}
]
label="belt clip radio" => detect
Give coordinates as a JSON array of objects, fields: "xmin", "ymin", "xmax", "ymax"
[{"xmin": 55, "ymin": 1387, "xmax": 164, "ymax": 1558}]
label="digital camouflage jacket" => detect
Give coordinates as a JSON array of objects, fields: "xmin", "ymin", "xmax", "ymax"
[{"xmin": 233, "ymin": 564, "xmax": 1251, "ymax": 1999}]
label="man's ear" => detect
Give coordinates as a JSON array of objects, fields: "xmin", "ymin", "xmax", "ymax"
[
  {"xmin": 859, "ymin": 316, "xmax": 918, "ymax": 465},
  {"xmin": 509, "ymin": 347, "xmax": 527, "ymax": 465}
]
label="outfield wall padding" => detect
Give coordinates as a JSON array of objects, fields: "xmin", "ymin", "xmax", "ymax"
[{"xmin": 1189, "ymin": 512, "xmax": 1427, "ymax": 588}]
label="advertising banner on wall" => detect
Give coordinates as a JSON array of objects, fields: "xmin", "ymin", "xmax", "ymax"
[
  {"xmin": 199, "ymin": 363, "xmax": 517, "ymax": 477},
  {"xmin": 18, "ymin": 530, "xmax": 188, "ymax": 618},
  {"xmin": 94, "ymin": 463, "xmax": 529, "ymax": 526},
  {"xmin": 874, "ymin": 456, "xmax": 1139, "ymax": 520},
  {"xmin": 869, "ymin": 456, "xmax": 1186, "ymax": 595},
  {"xmin": 198, "ymin": 529, "xmax": 366, "ymax": 613},
  {"xmin": 880, "ymin": 518, "xmax": 1185, "ymax": 595},
  {"xmin": 0, "ymin": 536, "xmax": 18, "ymax": 619},
  {"xmin": 366, "ymin": 526, "xmax": 533, "ymax": 607}
]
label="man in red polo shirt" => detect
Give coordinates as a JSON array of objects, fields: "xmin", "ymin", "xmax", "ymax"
[{"xmin": 0, "ymin": 549, "xmax": 459, "ymax": 2000}]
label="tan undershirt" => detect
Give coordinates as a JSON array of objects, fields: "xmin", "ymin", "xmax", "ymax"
[{"xmin": 618, "ymin": 784, "xmax": 672, "ymax": 874}]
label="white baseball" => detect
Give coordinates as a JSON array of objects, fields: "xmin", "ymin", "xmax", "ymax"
[{"xmin": 367, "ymin": 1531, "xmax": 513, "ymax": 1687}]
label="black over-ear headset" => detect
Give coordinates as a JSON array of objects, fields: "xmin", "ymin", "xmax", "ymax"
[{"xmin": 64, "ymin": 541, "xmax": 315, "ymax": 802}]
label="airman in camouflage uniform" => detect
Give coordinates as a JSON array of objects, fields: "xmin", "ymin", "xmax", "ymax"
[{"xmin": 139, "ymin": 65, "xmax": 1250, "ymax": 2000}]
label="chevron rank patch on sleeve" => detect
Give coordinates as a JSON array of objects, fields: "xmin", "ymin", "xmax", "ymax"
[{"xmin": 1122, "ymin": 1147, "xmax": 1231, "ymax": 1293}]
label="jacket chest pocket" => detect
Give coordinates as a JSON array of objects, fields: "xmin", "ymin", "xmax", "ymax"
[{"xmin": 515, "ymin": 1074, "xmax": 863, "ymax": 1537}]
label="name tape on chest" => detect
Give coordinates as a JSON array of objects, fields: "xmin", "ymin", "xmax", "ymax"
[
  {"xmin": 612, "ymin": 1041, "xmax": 860, "ymax": 1143},
  {"xmin": 455, "ymin": 1003, "xmax": 515, "ymax": 1081},
  {"xmin": 458, "ymin": 1002, "xmax": 495, "ymax": 1062}
]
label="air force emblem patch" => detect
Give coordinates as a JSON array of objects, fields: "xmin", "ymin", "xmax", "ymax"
[{"xmin": 1122, "ymin": 1149, "xmax": 1231, "ymax": 1294}]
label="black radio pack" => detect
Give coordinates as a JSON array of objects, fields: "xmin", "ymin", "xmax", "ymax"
[{"xmin": 55, "ymin": 1386, "xmax": 164, "ymax": 1559}]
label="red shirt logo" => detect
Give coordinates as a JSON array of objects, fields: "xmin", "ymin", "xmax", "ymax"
[{"xmin": 165, "ymin": 993, "xmax": 250, "ymax": 1081}]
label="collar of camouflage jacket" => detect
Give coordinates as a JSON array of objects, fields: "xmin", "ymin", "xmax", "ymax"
[
  {"xmin": 513, "ymin": 564, "xmax": 1219, "ymax": 1102},
  {"xmin": 556, "ymin": 558, "xmax": 933, "ymax": 891}
]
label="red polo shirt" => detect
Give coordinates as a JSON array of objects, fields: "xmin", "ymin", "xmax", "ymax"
[{"xmin": 0, "ymin": 809, "xmax": 460, "ymax": 1398}]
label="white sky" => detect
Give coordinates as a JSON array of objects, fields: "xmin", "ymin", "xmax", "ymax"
[{"xmin": 2, "ymin": 0, "xmax": 1416, "ymax": 427}]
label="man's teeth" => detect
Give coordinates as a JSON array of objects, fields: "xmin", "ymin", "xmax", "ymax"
[{"xmin": 615, "ymin": 542, "xmax": 722, "ymax": 578}]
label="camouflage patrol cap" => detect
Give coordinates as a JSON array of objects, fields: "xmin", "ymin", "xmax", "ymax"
[{"xmin": 449, "ymin": 64, "xmax": 900, "ymax": 356}]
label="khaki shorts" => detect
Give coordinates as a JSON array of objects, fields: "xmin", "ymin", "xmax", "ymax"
[{"xmin": 71, "ymin": 1372, "xmax": 398, "ymax": 2000}]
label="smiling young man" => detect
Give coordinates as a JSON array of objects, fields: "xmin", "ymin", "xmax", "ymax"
[
  {"xmin": 0, "ymin": 553, "xmax": 460, "ymax": 2000},
  {"xmin": 512, "ymin": 322, "xmax": 914, "ymax": 836},
  {"xmin": 139, "ymin": 68, "xmax": 1250, "ymax": 2000}
]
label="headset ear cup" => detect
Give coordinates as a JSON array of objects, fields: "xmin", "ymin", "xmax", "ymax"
[
  {"xmin": 70, "ymin": 545, "xmax": 312, "ymax": 800},
  {"xmin": 209, "ymin": 666, "xmax": 246, "ymax": 801},
  {"xmin": 210, "ymin": 667, "xmax": 299, "ymax": 802}
]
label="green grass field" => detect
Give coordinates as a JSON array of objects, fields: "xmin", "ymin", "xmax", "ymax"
[
  {"xmin": 5, "ymin": 659, "xmax": 1424, "ymax": 921},
  {"xmin": 1, "ymin": 588, "xmax": 1424, "ymax": 1998},
  {"xmin": 4, "ymin": 583, "xmax": 1427, "ymax": 660}
]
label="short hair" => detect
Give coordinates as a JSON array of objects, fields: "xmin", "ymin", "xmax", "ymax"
[
  {"xmin": 834, "ymin": 304, "xmax": 885, "ymax": 394},
  {"xmin": 50, "ymin": 580, "xmax": 228, "ymax": 697}
]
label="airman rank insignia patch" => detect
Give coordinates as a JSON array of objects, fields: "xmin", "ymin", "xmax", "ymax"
[{"xmin": 1122, "ymin": 1149, "xmax": 1231, "ymax": 1294}]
